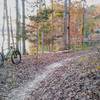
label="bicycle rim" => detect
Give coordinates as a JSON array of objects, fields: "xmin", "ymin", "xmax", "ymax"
[
  {"xmin": 11, "ymin": 51, "xmax": 21, "ymax": 64},
  {"xmin": 0, "ymin": 53, "xmax": 4, "ymax": 66}
]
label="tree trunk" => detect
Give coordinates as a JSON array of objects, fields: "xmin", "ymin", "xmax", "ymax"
[
  {"xmin": 51, "ymin": 0, "xmax": 54, "ymax": 51},
  {"xmin": 5, "ymin": 0, "xmax": 10, "ymax": 48},
  {"xmin": 68, "ymin": 0, "xmax": 71, "ymax": 49},
  {"xmin": 2, "ymin": 2, "xmax": 5, "ymax": 52},
  {"xmin": 10, "ymin": 8, "xmax": 14, "ymax": 48},
  {"xmin": 16, "ymin": 0, "xmax": 19, "ymax": 49},
  {"xmin": 42, "ymin": 32, "xmax": 44, "ymax": 53},
  {"xmin": 36, "ymin": 31, "xmax": 39, "ymax": 65},
  {"xmin": 63, "ymin": 0, "xmax": 68, "ymax": 50},
  {"xmin": 82, "ymin": 0, "xmax": 85, "ymax": 47},
  {"xmin": 51, "ymin": 37, "xmax": 54, "ymax": 51},
  {"xmin": 22, "ymin": 0, "xmax": 26, "ymax": 54}
]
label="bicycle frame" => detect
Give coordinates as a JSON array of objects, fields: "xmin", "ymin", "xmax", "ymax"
[
  {"xmin": 0, "ymin": 46, "xmax": 21, "ymax": 65},
  {"xmin": 2, "ymin": 47, "xmax": 15, "ymax": 60}
]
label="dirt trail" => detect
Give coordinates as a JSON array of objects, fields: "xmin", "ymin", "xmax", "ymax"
[{"xmin": 6, "ymin": 51, "xmax": 97, "ymax": 100}]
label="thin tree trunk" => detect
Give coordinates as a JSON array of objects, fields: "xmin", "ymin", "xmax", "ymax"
[
  {"xmin": 16, "ymin": 0, "xmax": 19, "ymax": 49},
  {"xmin": 51, "ymin": 0, "xmax": 54, "ymax": 51},
  {"xmin": 49, "ymin": 41, "xmax": 50, "ymax": 52},
  {"xmin": 51, "ymin": 37, "xmax": 54, "ymax": 51},
  {"xmin": 22, "ymin": 0, "xmax": 26, "ymax": 54},
  {"xmin": 10, "ymin": 8, "xmax": 15, "ymax": 48},
  {"xmin": 5, "ymin": 0, "xmax": 10, "ymax": 48},
  {"xmin": 36, "ymin": 31, "xmax": 39, "ymax": 66},
  {"xmin": 82, "ymin": 0, "xmax": 85, "ymax": 47},
  {"xmin": 68, "ymin": 0, "xmax": 71, "ymax": 49},
  {"xmin": 42, "ymin": 32, "xmax": 44, "ymax": 53},
  {"xmin": 2, "ymin": 3, "xmax": 5, "ymax": 52},
  {"xmin": 64, "ymin": 0, "xmax": 68, "ymax": 50}
]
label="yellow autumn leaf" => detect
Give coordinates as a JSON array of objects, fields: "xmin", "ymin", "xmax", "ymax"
[
  {"xmin": 79, "ymin": 56, "xmax": 88, "ymax": 62},
  {"xmin": 96, "ymin": 66, "xmax": 100, "ymax": 70}
]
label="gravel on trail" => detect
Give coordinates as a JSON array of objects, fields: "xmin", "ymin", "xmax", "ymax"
[
  {"xmin": 0, "ymin": 49, "xmax": 100, "ymax": 100},
  {"xmin": 0, "ymin": 51, "xmax": 74, "ymax": 99}
]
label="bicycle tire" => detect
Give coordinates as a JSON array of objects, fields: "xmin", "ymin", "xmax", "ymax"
[
  {"xmin": 11, "ymin": 50, "xmax": 21, "ymax": 65},
  {"xmin": 0, "ymin": 53, "xmax": 4, "ymax": 66}
]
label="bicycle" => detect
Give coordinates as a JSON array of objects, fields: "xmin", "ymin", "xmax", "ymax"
[{"xmin": 0, "ymin": 46, "xmax": 21, "ymax": 66}]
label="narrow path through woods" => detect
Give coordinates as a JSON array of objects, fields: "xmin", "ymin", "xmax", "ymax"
[{"xmin": 6, "ymin": 50, "xmax": 100, "ymax": 100}]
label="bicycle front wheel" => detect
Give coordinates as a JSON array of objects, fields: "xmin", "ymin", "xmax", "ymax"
[
  {"xmin": 0, "ymin": 53, "xmax": 4, "ymax": 66},
  {"xmin": 11, "ymin": 50, "xmax": 21, "ymax": 65}
]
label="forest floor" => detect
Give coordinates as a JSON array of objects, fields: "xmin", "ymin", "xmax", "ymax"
[{"xmin": 0, "ymin": 49, "xmax": 100, "ymax": 100}]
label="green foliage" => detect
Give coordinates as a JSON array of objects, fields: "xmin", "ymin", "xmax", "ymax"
[
  {"xmin": 89, "ymin": 5, "xmax": 96, "ymax": 14},
  {"xmin": 29, "ymin": 8, "xmax": 53, "ymax": 22},
  {"xmin": 55, "ymin": 12, "xmax": 63, "ymax": 17},
  {"xmin": 39, "ymin": 23, "xmax": 51, "ymax": 33},
  {"xmin": 16, "ymin": 33, "xmax": 28, "ymax": 41},
  {"xmin": 16, "ymin": 34, "xmax": 22, "ymax": 41},
  {"xmin": 29, "ymin": 44, "xmax": 37, "ymax": 55}
]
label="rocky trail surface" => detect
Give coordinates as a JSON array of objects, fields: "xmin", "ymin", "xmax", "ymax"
[
  {"xmin": 0, "ymin": 51, "xmax": 74, "ymax": 99},
  {"xmin": 0, "ymin": 50, "xmax": 100, "ymax": 100}
]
